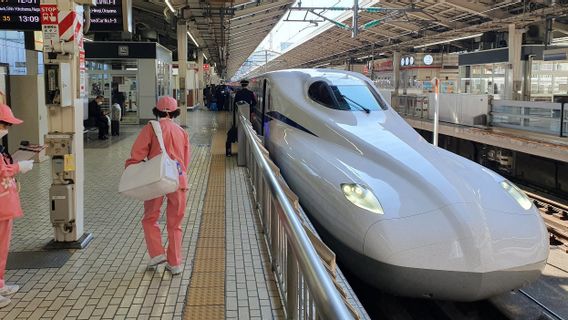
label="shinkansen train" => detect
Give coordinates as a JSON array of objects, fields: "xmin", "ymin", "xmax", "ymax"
[{"xmin": 245, "ymin": 69, "xmax": 549, "ymax": 301}]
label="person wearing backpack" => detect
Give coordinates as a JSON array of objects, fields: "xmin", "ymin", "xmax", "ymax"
[{"xmin": 125, "ymin": 96, "xmax": 191, "ymax": 275}]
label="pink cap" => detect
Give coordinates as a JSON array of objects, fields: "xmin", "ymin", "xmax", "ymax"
[
  {"xmin": 156, "ymin": 96, "xmax": 179, "ymax": 112},
  {"xmin": 0, "ymin": 104, "xmax": 23, "ymax": 125}
]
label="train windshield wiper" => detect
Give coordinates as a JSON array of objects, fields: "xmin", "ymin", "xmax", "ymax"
[{"xmin": 341, "ymin": 95, "xmax": 371, "ymax": 114}]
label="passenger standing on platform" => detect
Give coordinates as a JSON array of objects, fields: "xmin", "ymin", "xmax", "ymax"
[
  {"xmin": 111, "ymin": 103, "xmax": 121, "ymax": 136},
  {"xmin": 0, "ymin": 104, "xmax": 34, "ymax": 308},
  {"xmin": 125, "ymin": 96, "xmax": 191, "ymax": 275},
  {"xmin": 88, "ymin": 95, "xmax": 110, "ymax": 140}
]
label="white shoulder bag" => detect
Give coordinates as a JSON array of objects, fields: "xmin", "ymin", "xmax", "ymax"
[{"xmin": 118, "ymin": 121, "xmax": 180, "ymax": 201}]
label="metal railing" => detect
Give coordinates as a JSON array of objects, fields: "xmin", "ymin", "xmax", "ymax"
[
  {"xmin": 491, "ymin": 100, "xmax": 567, "ymax": 137},
  {"xmin": 237, "ymin": 112, "xmax": 355, "ymax": 320}
]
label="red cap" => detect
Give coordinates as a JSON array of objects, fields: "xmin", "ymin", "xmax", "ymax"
[
  {"xmin": 0, "ymin": 104, "xmax": 23, "ymax": 125},
  {"xmin": 156, "ymin": 96, "xmax": 179, "ymax": 112}
]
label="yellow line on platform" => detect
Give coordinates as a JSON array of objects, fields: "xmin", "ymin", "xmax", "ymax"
[{"xmin": 184, "ymin": 113, "xmax": 228, "ymax": 319}]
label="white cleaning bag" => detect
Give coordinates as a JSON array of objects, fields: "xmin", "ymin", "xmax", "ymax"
[{"xmin": 119, "ymin": 121, "xmax": 180, "ymax": 201}]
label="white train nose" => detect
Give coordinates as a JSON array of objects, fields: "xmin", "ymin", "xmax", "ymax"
[{"xmin": 361, "ymin": 203, "xmax": 549, "ymax": 300}]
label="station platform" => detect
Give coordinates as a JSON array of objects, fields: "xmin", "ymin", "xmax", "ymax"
[
  {"xmin": 404, "ymin": 117, "xmax": 568, "ymax": 163},
  {"xmin": 0, "ymin": 111, "xmax": 284, "ymax": 320}
]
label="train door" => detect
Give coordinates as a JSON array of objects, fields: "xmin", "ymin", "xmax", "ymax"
[
  {"xmin": 262, "ymin": 81, "xmax": 271, "ymax": 140},
  {"xmin": 252, "ymin": 79, "xmax": 266, "ymax": 135}
]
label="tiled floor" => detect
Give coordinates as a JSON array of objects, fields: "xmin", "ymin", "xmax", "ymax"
[{"xmin": 1, "ymin": 111, "xmax": 283, "ymax": 319}]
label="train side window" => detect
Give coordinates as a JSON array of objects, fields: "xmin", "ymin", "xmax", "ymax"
[{"xmin": 308, "ymin": 81, "xmax": 336, "ymax": 108}]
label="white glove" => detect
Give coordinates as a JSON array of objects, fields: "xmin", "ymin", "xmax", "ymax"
[{"xmin": 18, "ymin": 160, "xmax": 34, "ymax": 174}]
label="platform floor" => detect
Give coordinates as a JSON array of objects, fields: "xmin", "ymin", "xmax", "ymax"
[
  {"xmin": 404, "ymin": 116, "xmax": 568, "ymax": 162},
  {"xmin": 0, "ymin": 111, "xmax": 284, "ymax": 320}
]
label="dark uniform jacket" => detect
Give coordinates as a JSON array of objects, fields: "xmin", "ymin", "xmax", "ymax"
[{"xmin": 234, "ymin": 88, "xmax": 257, "ymax": 108}]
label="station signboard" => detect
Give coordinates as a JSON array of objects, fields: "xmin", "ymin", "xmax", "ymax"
[
  {"xmin": 0, "ymin": 0, "xmax": 41, "ymax": 31},
  {"xmin": 0, "ymin": 0, "xmax": 132, "ymax": 32},
  {"xmin": 89, "ymin": 0, "xmax": 129, "ymax": 32}
]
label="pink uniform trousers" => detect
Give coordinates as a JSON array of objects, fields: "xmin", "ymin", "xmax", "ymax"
[
  {"xmin": 143, "ymin": 189, "xmax": 187, "ymax": 267},
  {"xmin": 0, "ymin": 219, "xmax": 13, "ymax": 288}
]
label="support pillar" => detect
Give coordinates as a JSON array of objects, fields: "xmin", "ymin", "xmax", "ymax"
[
  {"xmin": 507, "ymin": 24, "xmax": 524, "ymax": 100},
  {"xmin": 392, "ymin": 51, "xmax": 401, "ymax": 107},
  {"xmin": 197, "ymin": 49, "xmax": 205, "ymax": 106},
  {"xmin": 177, "ymin": 21, "xmax": 188, "ymax": 126},
  {"xmin": 42, "ymin": 0, "xmax": 92, "ymax": 249}
]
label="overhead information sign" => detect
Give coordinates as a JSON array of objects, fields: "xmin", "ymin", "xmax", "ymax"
[
  {"xmin": 89, "ymin": 0, "xmax": 124, "ymax": 32},
  {"xmin": 0, "ymin": 0, "xmax": 41, "ymax": 31},
  {"xmin": 0, "ymin": 0, "xmax": 131, "ymax": 32}
]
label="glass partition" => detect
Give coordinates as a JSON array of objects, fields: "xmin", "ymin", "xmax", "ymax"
[{"xmin": 460, "ymin": 62, "xmax": 507, "ymax": 99}]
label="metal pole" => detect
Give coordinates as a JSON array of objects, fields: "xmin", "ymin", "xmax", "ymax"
[
  {"xmin": 433, "ymin": 78, "xmax": 440, "ymax": 146},
  {"xmin": 561, "ymin": 102, "xmax": 565, "ymax": 137},
  {"xmin": 352, "ymin": 0, "xmax": 359, "ymax": 38}
]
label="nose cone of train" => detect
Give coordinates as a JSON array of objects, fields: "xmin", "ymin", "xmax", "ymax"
[{"xmin": 361, "ymin": 203, "xmax": 549, "ymax": 301}]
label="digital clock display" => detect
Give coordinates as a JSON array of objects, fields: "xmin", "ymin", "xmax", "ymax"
[
  {"xmin": 0, "ymin": 0, "xmax": 41, "ymax": 31},
  {"xmin": 0, "ymin": 0, "xmax": 127, "ymax": 32}
]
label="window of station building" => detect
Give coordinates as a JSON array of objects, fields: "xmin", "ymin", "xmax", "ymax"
[
  {"xmin": 0, "ymin": 31, "xmax": 26, "ymax": 75},
  {"xmin": 308, "ymin": 80, "xmax": 386, "ymax": 111}
]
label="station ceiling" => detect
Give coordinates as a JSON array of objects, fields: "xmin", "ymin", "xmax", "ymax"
[
  {"xmin": 251, "ymin": 0, "xmax": 568, "ymax": 76},
  {"xmin": 131, "ymin": 0, "xmax": 292, "ymax": 78}
]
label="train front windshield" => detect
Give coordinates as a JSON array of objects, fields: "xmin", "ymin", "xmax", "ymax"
[
  {"xmin": 308, "ymin": 80, "xmax": 387, "ymax": 111},
  {"xmin": 331, "ymin": 85, "xmax": 385, "ymax": 111}
]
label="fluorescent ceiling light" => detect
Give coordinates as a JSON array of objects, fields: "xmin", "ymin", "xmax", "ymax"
[
  {"xmin": 187, "ymin": 31, "xmax": 199, "ymax": 48},
  {"xmin": 165, "ymin": 0, "xmax": 175, "ymax": 13},
  {"xmin": 414, "ymin": 33, "xmax": 483, "ymax": 49},
  {"xmin": 203, "ymin": 52, "xmax": 208, "ymax": 60}
]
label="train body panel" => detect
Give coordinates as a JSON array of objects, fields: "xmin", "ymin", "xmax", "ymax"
[{"xmin": 248, "ymin": 69, "xmax": 549, "ymax": 301}]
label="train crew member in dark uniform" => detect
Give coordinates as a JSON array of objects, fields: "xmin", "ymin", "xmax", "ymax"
[
  {"xmin": 226, "ymin": 80, "xmax": 257, "ymax": 156},
  {"xmin": 88, "ymin": 95, "xmax": 110, "ymax": 140}
]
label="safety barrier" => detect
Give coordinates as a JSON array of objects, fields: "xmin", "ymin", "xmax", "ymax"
[
  {"xmin": 491, "ymin": 100, "xmax": 567, "ymax": 137},
  {"xmin": 236, "ymin": 110, "xmax": 358, "ymax": 320}
]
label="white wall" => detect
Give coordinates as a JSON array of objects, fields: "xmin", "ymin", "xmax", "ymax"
[
  {"xmin": 138, "ymin": 59, "xmax": 157, "ymax": 121},
  {"xmin": 8, "ymin": 75, "xmax": 48, "ymax": 161}
]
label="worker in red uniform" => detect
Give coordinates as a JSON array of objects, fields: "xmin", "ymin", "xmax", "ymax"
[
  {"xmin": 0, "ymin": 104, "xmax": 34, "ymax": 308},
  {"xmin": 125, "ymin": 96, "xmax": 190, "ymax": 275}
]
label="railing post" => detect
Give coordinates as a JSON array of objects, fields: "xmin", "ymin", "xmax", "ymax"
[{"xmin": 286, "ymin": 246, "xmax": 298, "ymax": 320}]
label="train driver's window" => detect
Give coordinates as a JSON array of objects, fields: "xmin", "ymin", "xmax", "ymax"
[{"xmin": 308, "ymin": 81, "xmax": 335, "ymax": 108}]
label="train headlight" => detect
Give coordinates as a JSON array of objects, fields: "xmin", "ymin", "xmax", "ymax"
[
  {"xmin": 341, "ymin": 183, "xmax": 384, "ymax": 214},
  {"xmin": 500, "ymin": 180, "xmax": 532, "ymax": 210}
]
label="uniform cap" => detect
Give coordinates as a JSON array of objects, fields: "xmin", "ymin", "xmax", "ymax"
[
  {"xmin": 0, "ymin": 104, "xmax": 23, "ymax": 125},
  {"xmin": 156, "ymin": 96, "xmax": 179, "ymax": 112}
]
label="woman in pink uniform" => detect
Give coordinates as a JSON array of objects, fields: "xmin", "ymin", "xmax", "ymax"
[
  {"xmin": 125, "ymin": 96, "xmax": 190, "ymax": 275},
  {"xmin": 0, "ymin": 104, "xmax": 34, "ymax": 308}
]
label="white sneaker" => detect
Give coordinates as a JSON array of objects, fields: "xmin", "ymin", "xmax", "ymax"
[
  {"xmin": 0, "ymin": 285, "xmax": 19, "ymax": 296},
  {"xmin": 0, "ymin": 295, "xmax": 10, "ymax": 309},
  {"xmin": 147, "ymin": 254, "xmax": 166, "ymax": 269},
  {"xmin": 165, "ymin": 263, "xmax": 182, "ymax": 275}
]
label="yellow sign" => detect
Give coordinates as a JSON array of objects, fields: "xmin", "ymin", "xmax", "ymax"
[{"xmin": 64, "ymin": 154, "xmax": 75, "ymax": 172}]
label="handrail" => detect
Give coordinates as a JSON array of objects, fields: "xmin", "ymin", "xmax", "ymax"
[{"xmin": 237, "ymin": 111, "xmax": 354, "ymax": 320}]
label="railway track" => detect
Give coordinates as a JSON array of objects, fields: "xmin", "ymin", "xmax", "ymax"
[{"xmin": 525, "ymin": 191, "xmax": 568, "ymax": 252}]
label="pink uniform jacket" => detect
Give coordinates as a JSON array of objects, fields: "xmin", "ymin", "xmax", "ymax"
[
  {"xmin": 0, "ymin": 154, "xmax": 23, "ymax": 221},
  {"xmin": 125, "ymin": 119, "xmax": 191, "ymax": 190}
]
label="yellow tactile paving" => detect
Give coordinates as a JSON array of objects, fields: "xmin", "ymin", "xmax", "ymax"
[
  {"xmin": 184, "ymin": 126, "xmax": 227, "ymax": 320},
  {"xmin": 190, "ymin": 272, "xmax": 225, "ymax": 288},
  {"xmin": 184, "ymin": 306, "xmax": 225, "ymax": 319},
  {"xmin": 187, "ymin": 287, "xmax": 225, "ymax": 306}
]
